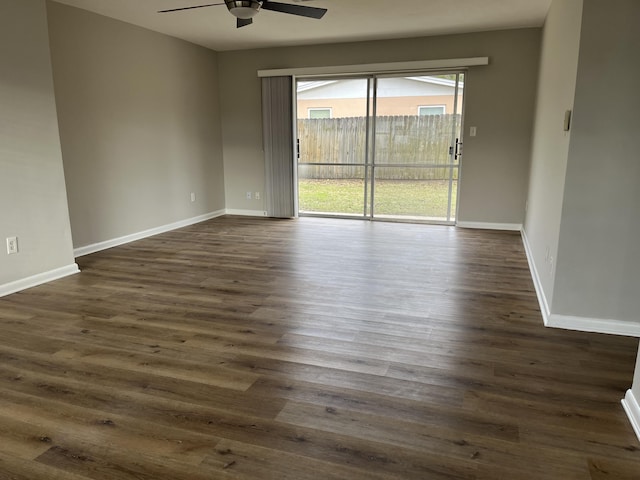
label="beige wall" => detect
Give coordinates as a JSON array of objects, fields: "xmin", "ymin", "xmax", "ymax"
[
  {"xmin": 47, "ymin": 1, "xmax": 225, "ymax": 249},
  {"xmin": 219, "ymin": 29, "xmax": 541, "ymax": 223},
  {"xmin": 553, "ymin": 0, "xmax": 640, "ymax": 322},
  {"xmin": 0, "ymin": 0, "xmax": 76, "ymax": 288},
  {"xmin": 298, "ymin": 95, "xmax": 457, "ymax": 119},
  {"xmin": 523, "ymin": 0, "xmax": 583, "ymax": 309},
  {"xmin": 525, "ymin": 0, "xmax": 640, "ymax": 347}
]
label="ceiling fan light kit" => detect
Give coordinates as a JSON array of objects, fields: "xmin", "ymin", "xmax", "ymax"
[
  {"xmin": 159, "ymin": 0, "xmax": 327, "ymax": 28},
  {"xmin": 225, "ymin": 0, "xmax": 261, "ymax": 19}
]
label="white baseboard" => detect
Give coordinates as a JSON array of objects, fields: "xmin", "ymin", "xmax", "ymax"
[
  {"xmin": 622, "ymin": 390, "xmax": 640, "ymax": 442},
  {"xmin": 547, "ymin": 314, "xmax": 640, "ymax": 337},
  {"xmin": 456, "ymin": 221, "xmax": 523, "ymax": 231},
  {"xmin": 74, "ymin": 210, "xmax": 225, "ymax": 257},
  {"xmin": 521, "ymin": 229, "xmax": 640, "ymax": 337},
  {"xmin": 0, "ymin": 263, "xmax": 80, "ymax": 298},
  {"xmin": 225, "ymin": 209, "xmax": 268, "ymax": 217},
  {"xmin": 521, "ymin": 228, "xmax": 551, "ymax": 325}
]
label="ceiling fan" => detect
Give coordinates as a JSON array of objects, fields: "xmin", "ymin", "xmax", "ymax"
[{"xmin": 158, "ymin": 1, "xmax": 328, "ymax": 29}]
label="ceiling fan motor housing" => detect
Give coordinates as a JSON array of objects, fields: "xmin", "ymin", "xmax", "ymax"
[{"xmin": 225, "ymin": 0, "xmax": 263, "ymax": 19}]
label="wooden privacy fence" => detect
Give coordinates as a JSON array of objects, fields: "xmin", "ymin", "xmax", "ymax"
[{"xmin": 297, "ymin": 114, "xmax": 461, "ymax": 180}]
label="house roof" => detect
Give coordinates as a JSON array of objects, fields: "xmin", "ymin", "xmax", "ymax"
[
  {"xmin": 297, "ymin": 76, "xmax": 463, "ymax": 94},
  {"xmin": 50, "ymin": 0, "xmax": 552, "ymax": 52}
]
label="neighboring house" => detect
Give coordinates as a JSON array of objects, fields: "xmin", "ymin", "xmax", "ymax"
[{"xmin": 297, "ymin": 77, "xmax": 464, "ymax": 119}]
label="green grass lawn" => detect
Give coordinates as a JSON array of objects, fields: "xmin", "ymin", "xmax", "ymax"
[{"xmin": 299, "ymin": 179, "xmax": 457, "ymax": 219}]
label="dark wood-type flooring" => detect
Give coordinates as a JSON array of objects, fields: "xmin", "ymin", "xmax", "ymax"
[{"xmin": 0, "ymin": 216, "xmax": 639, "ymax": 479}]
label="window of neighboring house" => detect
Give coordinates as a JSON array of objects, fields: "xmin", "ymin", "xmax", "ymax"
[
  {"xmin": 308, "ymin": 108, "xmax": 332, "ymax": 119},
  {"xmin": 418, "ymin": 105, "xmax": 446, "ymax": 116}
]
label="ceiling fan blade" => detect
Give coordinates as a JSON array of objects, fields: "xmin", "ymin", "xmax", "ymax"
[
  {"xmin": 158, "ymin": 2, "xmax": 224, "ymax": 13},
  {"xmin": 261, "ymin": 1, "xmax": 327, "ymax": 19},
  {"xmin": 237, "ymin": 17, "xmax": 253, "ymax": 28}
]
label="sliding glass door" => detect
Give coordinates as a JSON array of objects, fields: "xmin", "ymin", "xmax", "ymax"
[
  {"xmin": 372, "ymin": 73, "xmax": 464, "ymax": 222},
  {"xmin": 296, "ymin": 72, "xmax": 465, "ymax": 223},
  {"xmin": 297, "ymin": 78, "xmax": 372, "ymax": 217}
]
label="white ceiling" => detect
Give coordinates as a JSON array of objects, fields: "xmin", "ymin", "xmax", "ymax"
[{"xmin": 51, "ymin": 0, "xmax": 552, "ymax": 52}]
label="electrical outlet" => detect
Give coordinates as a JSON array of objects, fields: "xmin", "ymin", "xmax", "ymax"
[
  {"xmin": 6, "ymin": 237, "xmax": 18, "ymax": 255},
  {"xmin": 246, "ymin": 191, "xmax": 252, "ymax": 200},
  {"xmin": 190, "ymin": 192, "xmax": 196, "ymax": 202},
  {"xmin": 255, "ymin": 192, "xmax": 261, "ymax": 200}
]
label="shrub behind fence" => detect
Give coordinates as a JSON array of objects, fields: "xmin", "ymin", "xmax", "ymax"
[{"xmin": 298, "ymin": 115, "xmax": 461, "ymax": 180}]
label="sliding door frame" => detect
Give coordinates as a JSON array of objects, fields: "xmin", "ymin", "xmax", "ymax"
[
  {"xmin": 294, "ymin": 68, "xmax": 468, "ymax": 224},
  {"xmin": 294, "ymin": 74, "xmax": 374, "ymax": 220}
]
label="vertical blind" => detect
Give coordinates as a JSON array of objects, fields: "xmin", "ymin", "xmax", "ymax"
[{"xmin": 262, "ymin": 76, "xmax": 295, "ymax": 218}]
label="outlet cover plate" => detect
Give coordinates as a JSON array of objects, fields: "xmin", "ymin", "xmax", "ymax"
[{"xmin": 7, "ymin": 237, "xmax": 18, "ymax": 255}]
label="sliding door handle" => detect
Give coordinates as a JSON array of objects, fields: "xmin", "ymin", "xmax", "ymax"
[{"xmin": 454, "ymin": 138, "xmax": 463, "ymax": 160}]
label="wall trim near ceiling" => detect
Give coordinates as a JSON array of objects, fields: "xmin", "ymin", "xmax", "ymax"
[
  {"xmin": 622, "ymin": 390, "xmax": 640, "ymax": 442},
  {"xmin": 456, "ymin": 222, "xmax": 522, "ymax": 231},
  {"xmin": 0, "ymin": 263, "xmax": 80, "ymax": 298},
  {"xmin": 73, "ymin": 209, "xmax": 226, "ymax": 258},
  {"xmin": 257, "ymin": 57, "xmax": 489, "ymax": 78},
  {"xmin": 522, "ymin": 228, "xmax": 640, "ymax": 338}
]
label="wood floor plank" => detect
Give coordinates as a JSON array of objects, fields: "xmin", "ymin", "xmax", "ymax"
[
  {"xmin": 0, "ymin": 329, "xmax": 259, "ymax": 394},
  {"xmin": 0, "ymin": 344, "xmax": 285, "ymax": 419},
  {"xmin": 0, "ymin": 384, "xmax": 224, "ymax": 463},
  {"xmin": 51, "ymin": 344, "xmax": 260, "ymax": 391},
  {"xmin": 187, "ymin": 334, "xmax": 392, "ymax": 376},
  {"xmin": 0, "ymin": 450, "xmax": 91, "ymax": 480},
  {"xmin": 0, "ymin": 216, "xmax": 638, "ymax": 479},
  {"xmin": 0, "ymin": 415, "xmax": 54, "ymax": 461},
  {"xmin": 276, "ymin": 399, "xmax": 590, "ymax": 478},
  {"xmin": 587, "ymin": 455, "xmax": 640, "ymax": 479},
  {"xmin": 1, "ymin": 363, "xmax": 465, "ymax": 478},
  {"xmin": 246, "ymin": 376, "xmax": 519, "ymax": 442},
  {"xmin": 463, "ymin": 389, "xmax": 631, "ymax": 432},
  {"xmin": 33, "ymin": 442, "xmax": 227, "ymax": 480},
  {"xmin": 200, "ymin": 439, "xmax": 407, "ymax": 480}
]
